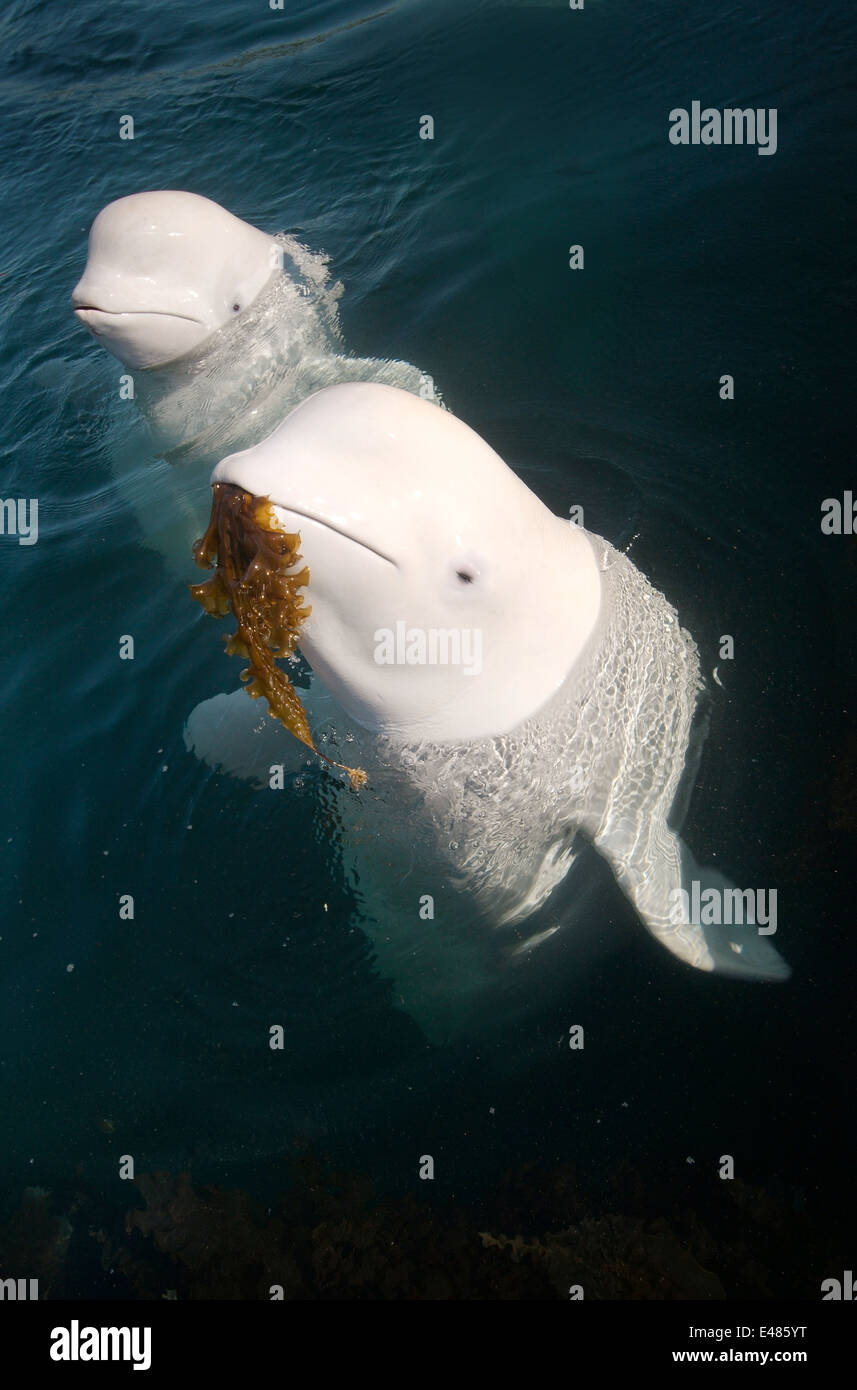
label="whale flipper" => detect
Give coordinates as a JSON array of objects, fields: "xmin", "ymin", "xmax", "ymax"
[
  {"xmin": 184, "ymin": 684, "xmax": 336, "ymax": 786},
  {"xmin": 594, "ymin": 819, "xmax": 790, "ymax": 982},
  {"xmin": 679, "ymin": 847, "xmax": 791, "ymax": 982}
]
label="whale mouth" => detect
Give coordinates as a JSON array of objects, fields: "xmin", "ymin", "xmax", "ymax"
[
  {"xmin": 73, "ymin": 305, "xmax": 203, "ymax": 324},
  {"xmin": 190, "ymin": 482, "xmax": 367, "ymax": 789},
  {"xmin": 268, "ymin": 504, "xmax": 398, "ymax": 568}
]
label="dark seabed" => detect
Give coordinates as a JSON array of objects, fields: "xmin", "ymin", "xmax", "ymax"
[{"xmin": 0, "ymin": 0, "xmax": 855, "ymax": 1299}]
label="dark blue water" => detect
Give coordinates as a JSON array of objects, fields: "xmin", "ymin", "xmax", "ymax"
[{"xmin": 1, "ymin": 0, "xmax": 855, "ymax": 1295}]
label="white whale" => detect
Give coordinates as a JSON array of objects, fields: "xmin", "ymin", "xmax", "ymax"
[
  {"xmin": 72, "ymin": 190, "xmax": 284, "ymax": 370},
  {"xmin": 186, "ymin": 383, "xmax": 789, "ymax": 1038},
  {"xmin": 71, "ymin": 191, "xmax": 440, "ymax": 572}
]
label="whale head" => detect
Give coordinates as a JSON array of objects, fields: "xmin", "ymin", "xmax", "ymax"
[
  {"xmin": 71, "ymin": 191, "xmax": 280, "ymax": 369},
  {"xmin": 212, "ymin": 383, "xmax": 602, "ymax": 742}
]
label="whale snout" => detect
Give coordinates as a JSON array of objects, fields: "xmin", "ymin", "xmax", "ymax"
[
  {"xmin": 72, "ymin": 303, "xmax": 105, "ymax": 335},
  {"xmin": 71, "ymin": 288, "xmax": 94, "ymax": 316},
  {"xmin": 71, "ymin": 299, "xmax": 115, "ymax": 338},
  {"xmin": 71, "ymin": 280, "xmax": 97, "ymax": 311},
  {"xmin": 70, "ymin": 285, "xmax": 210, "ymax": 367},
  {"xmin": 71, "ymin": 285, "xmax": 110, "ymax": 329}
]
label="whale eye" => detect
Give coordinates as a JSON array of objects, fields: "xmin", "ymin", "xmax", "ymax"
[
  {"xmin": 450, "ymin": 553, "xmax": 483, "ymax": 593},
  {"xmin": 232, "ymin": 302, "xmax": 241, "ymax": 313},
  {"xmin": 451, "ymin": 555, "xmax": 482, "ymax": 589}
]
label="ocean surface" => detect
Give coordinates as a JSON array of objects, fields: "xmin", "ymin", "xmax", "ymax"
[{"xmin": 0, "ymin": 0, "xmax": 855, "ymax": 1297}]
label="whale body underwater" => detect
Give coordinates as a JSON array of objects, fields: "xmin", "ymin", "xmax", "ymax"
[
  {"xmin": 185, "ymin": 382, "xmax": 790, "ymax": 1042},
  {"xmin": 71, "ymin": 190, "xmax": 441, "ymax": 574}
]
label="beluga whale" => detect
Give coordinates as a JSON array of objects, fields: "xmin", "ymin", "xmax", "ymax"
[
  {"xmin": 186, "ymin": 383, "xmax": 790, "ymax": 1040},
  {"xmin": 71, "ymin": 191, "xmax": 440, "ymax": 573}
]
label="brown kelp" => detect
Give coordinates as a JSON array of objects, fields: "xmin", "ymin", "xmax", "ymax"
[{"xmin": 190, "ymin": 482, "xmax": 366, "ymax": 788}]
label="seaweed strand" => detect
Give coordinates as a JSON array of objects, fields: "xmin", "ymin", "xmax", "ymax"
[{"xmin": 190, "ymin": 482, "xmax": 367, "ymax": 789}]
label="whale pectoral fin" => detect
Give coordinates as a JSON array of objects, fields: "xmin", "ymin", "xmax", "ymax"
[
  {"xmin": 595, "ymin": 819, "xmax": 716, "ymax": 970},
  {"xmin": 677, "ymin": 847, "xmax": 792, "ymax": 983},
  {"xmin": 595, "ymin": 822, "xmax": 791, "ymax": 982},
  {"xmin": 183, "ymin": 682, "xmax": 339, "ymax": 785},
  {"xmin": 184, "ymin": 688, "xmax": 301, "ymax": 785},
  {"xmin": 507, "ymin": 839, "xmax": 582, "ymax": 926}
]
